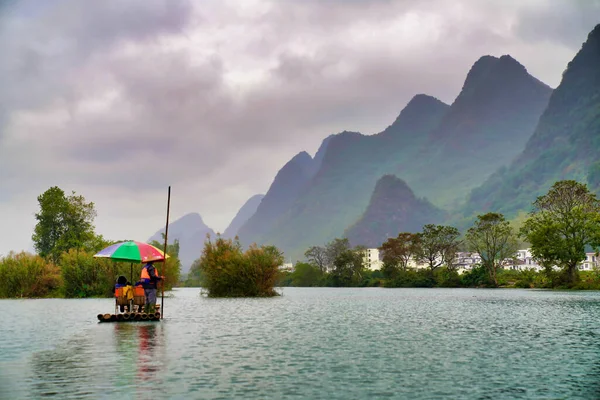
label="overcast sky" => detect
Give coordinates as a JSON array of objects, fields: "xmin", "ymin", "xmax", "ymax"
[{"xmin": 0, "ymin": 0, "xmax": 598, "ymax": 255}]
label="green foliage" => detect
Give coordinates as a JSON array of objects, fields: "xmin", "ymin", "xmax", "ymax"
[
  {"xmin": 520, "ymin": 180, "xmax": 600, "ymax": 286},
  {"xmin": 0, "ymin": 252, "xmax": 63, "ymax": 298},
  {"xmin": 460, "ymin": 265, "xmax": 491, "ymax": 287},
  {"xmin": 379, "ymin": 232, "xmax": 420, "ymax": 279},
  {"xmin": 304, "ymin": 246, "xmax": 327, "ymax": 273},
  {"xmin": 287, "ymin": 262, "xmax": 325, "ymax": 287},
  {"xmin": 303, "ymin": 238, "xmax": 367, "ymax": 287},
  {"xmin": 466, "ymin": 212, "xmax": 518, "ymax": 287},
  {"xmin": 330, "ymin": 246, "xmax": 365, "ymax": 287},
  {"xmin": 199, "ymin": 236, "xmax": 284, "ymax": 297},
  {"xmin": 414, "ymin": 224, "xmax": 461, "ymax": 273},
  {"xmin": 59, "ymin": 250, "xmax": 115, "ymax": 298},
  {"xmin": 32, "ymin": 187, "xmax": 99, "ymax": 262},
  {"xmin": 383, "ymin": 269, "xmax": 435, "ymax": 288},
  {"xmin": 184, "ymin": 259, "xmax": 204, "ymax": 287}
]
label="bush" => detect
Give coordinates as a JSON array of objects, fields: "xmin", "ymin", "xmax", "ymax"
[
  {"xmin": 200, "ymin": 236, "xmax": 284, "ymax": 297},
  {"xmin": 287, "ymin": 262, "xmax": 325, "ymax": 287},
  {"xmin": 59, "ymin": 250, "xmax": 116, "ymax": 297},
  {"xmin": 384, "ymin": 269, "xmax": 435, "ymax": 288},
  {"xmin": 461, "ymin": 265, "xmax": 491, "ymax": 287},
  {"xmin": 0, "ymin": 252, "xmax": 62, "ymax": 298}
]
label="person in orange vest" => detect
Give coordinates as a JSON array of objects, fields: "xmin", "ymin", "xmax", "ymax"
[{"xmin": 140, "ymin": 261, "xmax": 163, "ymax": 313}]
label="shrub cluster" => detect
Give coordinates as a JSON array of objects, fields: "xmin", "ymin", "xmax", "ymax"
[
  {"xmin": 0, "ymin": 249, "xmax": 181, "ymax": 298},
  {"xmin": 199, "ymin": 236, "xmax": 284, "ymax": 297}
]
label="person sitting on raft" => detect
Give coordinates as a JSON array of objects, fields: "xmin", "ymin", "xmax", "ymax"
[
  {"xmin": 140, "ymin": 261, "xmax": 163, "ymax": 314},
  {"xmin": 115, "ymin": 276, "xmax": 134, "ymax": 312}
]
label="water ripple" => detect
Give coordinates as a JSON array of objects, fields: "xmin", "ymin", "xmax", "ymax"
[{"xmin": 2, "ymin": 288, "xmax": 600, "ymax": 399}]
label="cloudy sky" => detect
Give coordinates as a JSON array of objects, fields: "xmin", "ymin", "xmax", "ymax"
[{"xmin": 0, "ymin": 0, "xmax": 598, "ymax": 255}]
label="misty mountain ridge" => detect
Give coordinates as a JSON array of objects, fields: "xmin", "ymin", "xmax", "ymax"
[
  {"xmin": 148, "ymin": 212, "xmax": 215, "ymax": 273},
  {"xmin": 241, "ymin": 51, "xmax": 552, "ymax": 260},
  {"xmin": 345, "ymin": 175, "xmax": 446, "ymax": 248},
  {"xmin": 236, "ymin": 137, "xmax": 332, "ymax": 245},
  {"xmin": 465, "ymin": 23, "xmax": 600, "ymax": 218},
  {"xmin": 223, "ymin": 194, "xmax": 264, "ymax": 239}
]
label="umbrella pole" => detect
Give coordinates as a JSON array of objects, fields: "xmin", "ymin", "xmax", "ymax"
[
  {"xmin": 130, "ymin": 263, "xmax": 133, "ymax": 284},
  {"xmin": 161, "ymin": 186, "xmax": 171, "ymax": 319}
]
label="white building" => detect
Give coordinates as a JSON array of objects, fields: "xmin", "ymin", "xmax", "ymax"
[
  {"xmin": 580, "ymin": 252, "xmax": 598, "ymax": 271},
  {"xmin": 363, "ymin": 248, "xmax": 383, "ymax": 270},
  {"xmin": 278, "ymin": 262, "xmax": 294, "ymax": 272}
]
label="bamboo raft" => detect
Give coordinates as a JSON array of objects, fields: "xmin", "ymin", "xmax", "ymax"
[{"xmin": 98, "ymin": 311, "xmax": 161, "ymax": 322}]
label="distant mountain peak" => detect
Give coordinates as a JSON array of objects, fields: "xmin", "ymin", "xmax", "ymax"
[
  {"xmin": 148, "ymin": 212, "xmax": 215, "ymax": 273},
  {"xmin": 345, "ymin": 175, "xmax": 445, "ymax": 247},
  {"xmin": 460, "ymin": 54, "xmax": 535, "ymax": 97},
  {"xmin": 463, "ymin": 23, "xmax": 600, "ymax": 218},
  {"xmin": 291, "ymin": 151, "xmax": 312, "ymax": 162},
  {"xmin": 386, "ymin": 94, "xmax": 449, "ymax": 134}
]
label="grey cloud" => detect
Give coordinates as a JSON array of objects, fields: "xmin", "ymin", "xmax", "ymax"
[
  {"xmin": 0, "ymin": 0, "xmax": 193, "ymax": 139},
  {"xmin": 515, "ymin": 0, "xmax": 600, "ymax": 48}
]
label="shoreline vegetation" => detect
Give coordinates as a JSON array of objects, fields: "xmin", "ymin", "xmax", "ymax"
[{"xmin": 3, "ymin": 180, "xmax": 600, "ymax": 298}]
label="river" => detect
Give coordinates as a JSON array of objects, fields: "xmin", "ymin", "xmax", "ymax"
[{"xmin": 1, "ymin": 287, "xmax": 600, "ymax": 399}]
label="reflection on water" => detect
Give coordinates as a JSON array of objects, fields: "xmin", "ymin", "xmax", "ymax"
[
  {"xmin": 2, "ymin": 288, "xmax": 600, "ymax": 399},
  {"xmin": 27, "ymin": 322, "xmax": 166, "ymax": 399}
]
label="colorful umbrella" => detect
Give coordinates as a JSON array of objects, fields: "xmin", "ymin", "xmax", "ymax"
[{"xmin": 93, "ymin": 241, "xmax": 169, "ymax": 263}]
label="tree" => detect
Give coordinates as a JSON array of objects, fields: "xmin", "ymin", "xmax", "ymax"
[
  {"xmin": 414, "ymin": 224, "xmax": 461, "ymax": 275},
  {"xmin": 325, "ymin": 238, "xmax": 352, "ymax": 268},
  {"xmin": 466, "ymin": 212, "xmax": 518, "ymax": 287},
  {"xmin": 330, "ymin": 245, "xmax": 365, "ymax": 287},
  {"xmin": 32, "ymin": 187, "xmax": 97, "ymax": 262},
  {"xmin": 379, "ymin": 232, "xmax": 421, "ymax": 279},
  {"xmin": 288, "ymin": 262, "xmax": 324, "ymax": 286},
  {"xmin": 520, "ymin": 180, "xmax": 600, "ymax": 286},
  {"xmin": 304, "ymin": 246, "xmax": 328, "ymax": 272}
]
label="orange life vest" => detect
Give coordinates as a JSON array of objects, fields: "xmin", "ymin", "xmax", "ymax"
[{"xmin": 140, "ymin": 265, "xmax": 159, "ymax": 283}]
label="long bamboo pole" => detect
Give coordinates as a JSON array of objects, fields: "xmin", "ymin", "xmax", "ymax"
[{"xmin": 161, "ymin": 186, "xmax": 171, "ymax": 319}]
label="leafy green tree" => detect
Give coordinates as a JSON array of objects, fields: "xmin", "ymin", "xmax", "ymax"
[
  {"xmin": 304, "ymin": 245, "xmax": 328, "ymax": 272},
  {"xmin": 288, "ymin": 262, "xmax": 324, "ymax": 286},
  {"xmin": 466, "ymin": 212, "xmax": 518, "ymax": 287},
  {"xmin": 330, "ymin": 246, "xmax": 365, "ymax": 287},
  {"xmin": 325, "ymin": 238, "xmax": 352, "ymax": 268},
  {"xmin": 520, "ymin": 180, "xmax": 600, "ymax": 286},
  {"xmin": 32, "ymin": 187, "xmax": 97, "ymax": 262},
  {"xmin": 379, "ymin": 232, "xmax": 421, "ymax": 279},
  {"xmin": 414, "ymin": 224, "xmax": 461, "ymax": 275}
]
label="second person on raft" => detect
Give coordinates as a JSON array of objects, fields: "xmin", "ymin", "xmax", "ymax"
[{"xmin": 140, "ymin": 261, "xmax": 163, "ymax": 314}]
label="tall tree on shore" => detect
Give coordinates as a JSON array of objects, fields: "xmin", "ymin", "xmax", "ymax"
[
  {"xmin": 466, "ymin": 212, "xmax": 518, "ymax": 287},
  {"xmin": 414, "ymin": 224, "xmax": 461, "ymax": 275},
  {"xmin": 379, "ymin": 232, "xmax": 421, "ymax": 279},
  {"xmin": 520, "ymin": 180, "xmax": 600, "ymax": 286},
  {"xmin": 32, "ymin": 186, "xmax": 98, "ymax": 262},
  {"xmin": 304, "ymin": 245, "xmax": 328, "ymax": 273}
]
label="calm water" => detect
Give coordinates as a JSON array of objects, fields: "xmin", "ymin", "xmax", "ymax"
[{"xmin": 2, "ymin": 288, "xmax": 600, "ymax": 399}]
